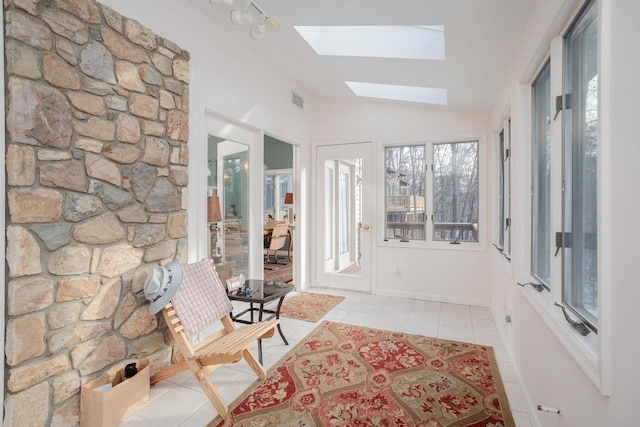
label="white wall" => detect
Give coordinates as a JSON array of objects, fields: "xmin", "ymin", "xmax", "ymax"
[
  {"xmin": 311, "ymin": 98, "xmax": 493, "ymax": 306},
  {"xmin": 86, "ymin": 2, "xmax": 640, "ymax": 425},
  {"xmin": 490, "ymin": 0, "xmax": 640, "ymax": 425},
  {"xmin": 100, "ymin": 0, "xmax": 313, "ymax": 284}
]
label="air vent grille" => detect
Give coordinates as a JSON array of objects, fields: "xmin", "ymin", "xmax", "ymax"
[{"xmin": 292, "ymin": 91, "xmax": 304, "ymax": 109}]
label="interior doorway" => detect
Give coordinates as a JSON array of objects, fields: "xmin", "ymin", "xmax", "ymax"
[{"xmin": 263, "ymin": 136, "xmax": 295, "ymax": 284}]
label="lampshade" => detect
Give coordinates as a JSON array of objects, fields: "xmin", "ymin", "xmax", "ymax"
[
  {"xmin": 207, "ymin": 196, "xmax": 222, "ymax": 223},
  {"xmin": 284, "ymin": 192, "xmax": 293, "ymax": 205}
]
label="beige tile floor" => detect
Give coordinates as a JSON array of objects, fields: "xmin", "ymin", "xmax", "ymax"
[{"xmin": 120, "ymin": 289, "xmax": 534, "ymax": 426}]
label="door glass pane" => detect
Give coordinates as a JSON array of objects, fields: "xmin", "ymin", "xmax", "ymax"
[
  {"xmin": 433, "ymin": 141, "xmax": 479, "ymax": 241},
  {"xmin": 324, "ymin": 165, "xmax": 334, "ymax": 261},
  {"xmin": 209, "ymin": 136, "xmax": 250, "ymax": 278},
  {"xmin": 385, "ymin": 145, "xmax": 426, "ymax": 240},
  {"xmin": 532, "ymin": 62, "xmax": 551, "ymax": 285},
  {"xmin": 339, "ymin": 170, "xmax": 349, "ymax": 254},
  {"xmin": 324, "ymin": 158, "xmax": 362, "ymax": 276},
  {"xmin": 563, "ymin": 0, "xmax": 598, "ymax": 327}
]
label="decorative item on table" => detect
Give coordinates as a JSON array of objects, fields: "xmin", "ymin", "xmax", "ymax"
[{"xmin": 226, "ymin": 276, "xmax": 242, "ymax": 292}]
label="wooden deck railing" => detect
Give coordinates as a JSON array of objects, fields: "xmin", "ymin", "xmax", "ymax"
[{"xmin": 385, "ymin": 221, "xmax": 478, "ymax": 241}]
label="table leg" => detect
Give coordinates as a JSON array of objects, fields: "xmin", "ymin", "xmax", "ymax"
[
  {"xmin": 257, "ymin": 303, "xmax": 265, "ymax": 364},
  {"xmin": 275, "ymin": 296, "xmax": 289, "ymax": 345},
  {"xmin": 287, "ymin": 229, "xmax": 293, "ymax": 261}
]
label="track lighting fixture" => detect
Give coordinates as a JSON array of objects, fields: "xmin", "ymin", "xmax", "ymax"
[
  {"xmin": 212, "ymin": 0, "xmax": 279, "ymax": 40},
  {"xmin": 230, "ymin": 0, "xmax": 253, "ymax": 26},
  {"xmin": 250, "ymin": 18, "xmax": 266, "ymax": 40}
]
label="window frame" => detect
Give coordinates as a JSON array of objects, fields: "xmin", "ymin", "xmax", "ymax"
[
  {"xmin": 495, "ymin": 118, "xmax": 512, "ymax": 259},
  {"xmin": 382, "ymin": 136, "xmax": 482, "ymax": 248},
  {"xmin": 531, "ymin": 60, "xmax": 552, "ymax": 288},
  {"xmin": 561, "ymin": 0, "xmax": 599, "ymax": 332},
  {"xmin": 519, "ymin": 0, "xmax": 607, "ymax": 394}
]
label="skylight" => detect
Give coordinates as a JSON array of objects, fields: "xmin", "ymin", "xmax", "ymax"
[
  {"xmin": 294, "ymin": 26, "xmax": 445, "ymax": 60},
  {"xmin": 345, "ymin": 82, "xmax": 448, "ymax": 105}
]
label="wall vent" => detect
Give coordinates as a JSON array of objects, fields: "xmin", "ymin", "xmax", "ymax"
[{"xmin": 292, "ymin": 91, "xmax": 304, "ymax": 109}]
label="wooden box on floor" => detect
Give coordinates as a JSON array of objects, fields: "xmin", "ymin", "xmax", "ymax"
[{"xmin": 80, "ymin": 359, "xmax": 150, "ymax": 427}]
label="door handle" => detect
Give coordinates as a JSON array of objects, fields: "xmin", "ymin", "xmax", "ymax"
[{"xmin": 361, "ymin": 224, "xmax": 370, "ymax": 231}]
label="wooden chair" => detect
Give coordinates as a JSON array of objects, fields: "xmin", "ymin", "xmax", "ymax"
[
  {"xmin": 150, "ymin": 259, "xmax": 277, "ymax": 417},
  {"xmin": 264, "ymin": 223, "xmax": 289, "ymax": 265}
]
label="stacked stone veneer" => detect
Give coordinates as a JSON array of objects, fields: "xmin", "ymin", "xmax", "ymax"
[{"xmin": 4, "ymin": 0, "xmax": 190, "ymax": 425}]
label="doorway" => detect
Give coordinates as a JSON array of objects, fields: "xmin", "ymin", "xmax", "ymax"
[
  {"xmin": 263, "ymin": 136, "xmax": 295, "ymax": 284},
  {"xmin": 315, "ymin": 142, "xmax": 374, "ymax": 293}
]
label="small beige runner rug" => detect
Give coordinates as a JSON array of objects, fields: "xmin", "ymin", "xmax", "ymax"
[{"xmin": 279, "ymin": 292, "xmax": 345, "ymax": 322}]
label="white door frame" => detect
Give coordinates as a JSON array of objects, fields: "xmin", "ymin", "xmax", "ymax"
[{"xmin": 313, "ymin": 142, "xmax": 376, "ymax": 293}]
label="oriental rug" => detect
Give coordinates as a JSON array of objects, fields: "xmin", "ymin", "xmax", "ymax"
[
  {"xmin": 210, "ymin": 321, "xmax": 515, "ymax": 427},
  {"xmin": 263, "ymin": 263, "xmax": 293, "ymax": 284},
  {"xmin": 280, "ymin": 292, "xmax": 345, "ymax": 322}
]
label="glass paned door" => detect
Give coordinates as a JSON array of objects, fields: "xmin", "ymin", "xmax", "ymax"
[
  {"xmin": 316, "ymin": 143, "xmax": 373, "ymax": 292},
  {"xmin": 209, "ymin": 136, "xmax": 251, "ymax": 279}
]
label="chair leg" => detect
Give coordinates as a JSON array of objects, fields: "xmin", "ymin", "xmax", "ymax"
[
  {"xmin": 150, "ymin": 361, "xmax": 189, "ymax": 385},
  {"xmin": 191, "ymin": 362, "xmax": 229, "ymax": 417},
  {"xmin": 242, "ymin": 348, "xmax": 267, "ymax": 380}
]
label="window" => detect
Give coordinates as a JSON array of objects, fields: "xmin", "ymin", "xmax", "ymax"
[
  {"xmin": 384, "ymin": 141, "xmax": 479, "ymax": 243},
  {"xmin": 385, "ymin": 145, "xmax": 426, "ymax": 241},
  {"xmin": 433, "ymin": 141, "xmax": 479, "ymax": 242},
  {"xmin": 263, "ymin": 171, "xmax": 292, "ymax": 221},
  {"xmin": 562, "ymin": 0, "xmax": 598, "ymax": 330},
  {"xmin": 523, "ymin": 0, "xmax": 602, "ymax": 390},
  {"xmin": 497, "ymin": 120, "xmax": 512, "ymax": 256},
  {"xmin": 531, "ymin": 62, "xmax": 551, "ymax": 285}
]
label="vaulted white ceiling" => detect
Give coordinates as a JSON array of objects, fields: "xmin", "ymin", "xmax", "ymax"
[{"xmin": 187, "ymin": 0, "xmax": 536, "ymax": 112}]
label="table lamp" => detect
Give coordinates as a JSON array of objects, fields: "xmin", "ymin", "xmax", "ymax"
[{"xmin": 284, "ymin": 192, "xmax": 294, "ymax": 223}]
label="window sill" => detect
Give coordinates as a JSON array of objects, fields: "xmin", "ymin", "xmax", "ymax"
[
  {"xmin": 379, "ymin": 239, "xmax": 485, "ymax": 252},
  {"xmin": 518, "ymin": 284, "xmax": 607, "ymax": 395}
]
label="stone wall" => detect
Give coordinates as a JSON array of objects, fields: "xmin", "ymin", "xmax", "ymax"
[{"xmin": 4, "ymin": 1, "xmax": 189, "ymax": 425}]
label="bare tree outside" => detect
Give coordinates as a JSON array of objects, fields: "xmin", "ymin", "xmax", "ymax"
[
  {"xmin": 385, "ymin": 141, "xmax": 478, "ymax": 242},
  {"xmin": 433, "ymin": 141, "xmax": 479, "ymax": 241},
  {"xmin": 385, "ymin": 145, "xmax": 426, "ymax": 240}
]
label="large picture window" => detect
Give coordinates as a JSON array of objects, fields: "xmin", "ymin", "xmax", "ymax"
[{"xmin": 384, "ymin": 141, "xmax": 479, "ymax": 243}]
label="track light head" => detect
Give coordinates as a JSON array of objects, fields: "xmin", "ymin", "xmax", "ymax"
[
  {"xmin": 230, "ymin": 1, "xmax": 253, "ymax": 25},
  {"xmin": 215, "ymin": 0, "xmax": 276, "ymax": 40},
  {"xmin": 250, "ymin": 21, "xmax": 266, "ymax": 40}
]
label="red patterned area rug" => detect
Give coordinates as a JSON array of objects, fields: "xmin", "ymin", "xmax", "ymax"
[
  {"xmin": 210, "ymin": 321, "xmax": 515, "ymax": 427},
  {"xmin": 263, "ymin": 263, "xmax": 293, "ymax": 283},
  {"xmin": 280, "ymin": 292, "xmax": 345, "ymax": 322}
]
